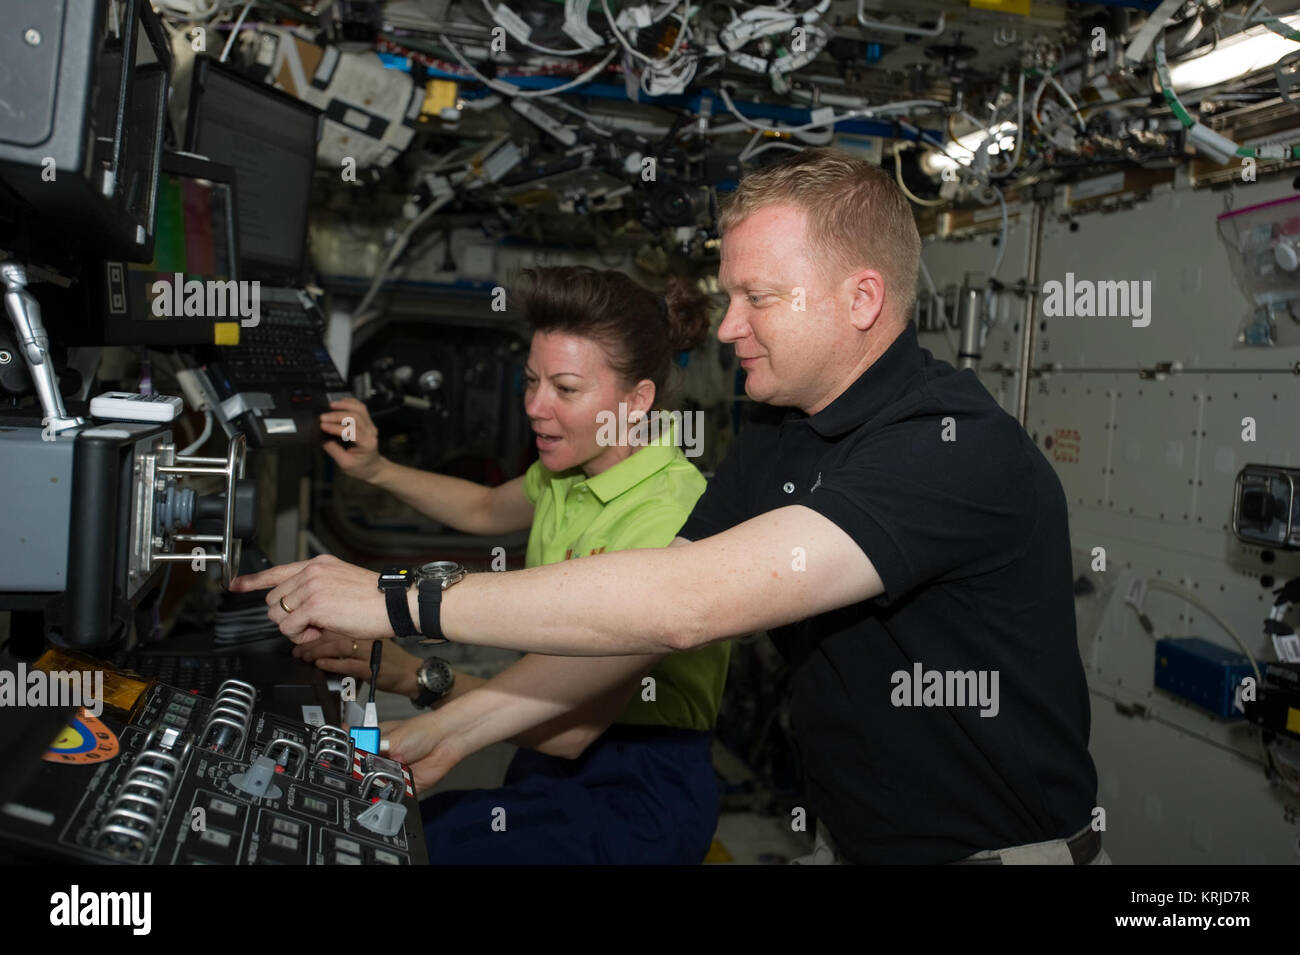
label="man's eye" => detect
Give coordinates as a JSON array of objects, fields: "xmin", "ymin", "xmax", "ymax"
[{"xmin": 748, "ymin": 294, "xmax": 767, "ymax": 306}]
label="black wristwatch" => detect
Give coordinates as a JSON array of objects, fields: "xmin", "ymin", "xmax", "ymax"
[
  {"xmin": 413, "ymin": 656, "xmax": 454, "ymax": 708},
  {"xmin": 415, "ymin": 561, "xmax": 466, "ymax": 645},
  {"xmin": 378, "ymin": 565, "xmax": 419, "ymax": 637}
]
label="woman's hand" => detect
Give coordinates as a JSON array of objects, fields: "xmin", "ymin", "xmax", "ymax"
[
  {"xmin": 293, "ymin": 635, "xmax": 422, "ymax": 699},
  {"xmin": 320, "ymin": 397, "xmax": 386, "ymax": 482},
  {"xmin": 382, "ymin": 713, "xmax": 466, "ymax": 793}
]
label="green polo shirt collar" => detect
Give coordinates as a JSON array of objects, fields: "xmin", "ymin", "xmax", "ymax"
[{"xmin": 583, "ymin": 417, "xmax": 680, "ymax": 504}]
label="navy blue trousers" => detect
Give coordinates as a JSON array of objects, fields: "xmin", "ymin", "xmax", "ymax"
[{"xmin": 419, "ymin": 724, "xmax": 719, "ymax": 864}]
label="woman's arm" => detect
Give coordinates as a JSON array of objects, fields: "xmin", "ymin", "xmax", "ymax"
[
  {"xmin": 371, "ymin": 465, "xmax": 534, "ymax": 537},
  {"xmin": 295, "ymin": 639, "xmax": 658, "ymax": 760},
  {"xmin": 320, "ymin": 398, "xmax": 534, "ymax": 536},
  {"xmin": 383, "ymin": 651, "xmax": 665, "ymax": 790}
]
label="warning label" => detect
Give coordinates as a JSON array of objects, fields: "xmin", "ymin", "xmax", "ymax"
[{"xmin": 1050, "ymin": 428, "xmax": 1080, "ymax": 464}]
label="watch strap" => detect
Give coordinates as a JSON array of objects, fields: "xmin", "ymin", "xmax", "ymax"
[
  {"xmin": 385, "ymin": 586, "xmax": 418, "ymax": 638},
  {"xmin": 414, "ymin": 684, "xmax": 441, "ymax": 708},
  {"xmin": 417, "ymin": 579, "xmax": 449, "ymax": 644}
]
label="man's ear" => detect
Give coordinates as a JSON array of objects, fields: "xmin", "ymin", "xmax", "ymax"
[{"xmin": 847, "ymin": 268, "xmax": 886, "ymax": 331}]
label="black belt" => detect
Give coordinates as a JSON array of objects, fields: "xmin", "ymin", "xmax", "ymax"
[{"xmin": 1067, "ymin": 826, "xmax": 1102, "ymax": 865}]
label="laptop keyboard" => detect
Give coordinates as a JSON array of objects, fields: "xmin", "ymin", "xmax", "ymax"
[
  {"xmin": 117, "ymin": 651, "xmax": 247, "ymax": 697},
  {"xmin": 217, "ymin": 302, "xmax": 347, "ymax": 392}
]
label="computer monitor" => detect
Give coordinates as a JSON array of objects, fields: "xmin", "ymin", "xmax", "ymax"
[
  {"xmin": 101, "ymin": 152, "xmax": 242, "ymax": 346},
  {"xmin": 184, "ymin": 57, "xmax": 322, "ymax": 285},
  {"xmin": 0, "ymin": 0, "xmax": 171, "ymax": 267}
]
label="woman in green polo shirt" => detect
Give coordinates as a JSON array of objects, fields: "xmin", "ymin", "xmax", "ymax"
[{"xmin": 307, "ymin": 265, "xmax": 728, "ymax": 863}]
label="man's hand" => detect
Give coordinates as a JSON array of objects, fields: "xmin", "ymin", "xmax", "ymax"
[
  {"xmin": 293, "ymin": 635, "xmax": 422, "ymax": 698},
  {"xmin": 230, "ymin": 555, "xmax": 395, "ymax": 645},
  {"xmin": 381, "ymin": 714, "xmax": 465, "ymax": 793}
]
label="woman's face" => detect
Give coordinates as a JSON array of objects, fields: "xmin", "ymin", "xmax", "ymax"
[{"xmin": 523, "ymin": 330, "xmax": 653, "ymax": 476}]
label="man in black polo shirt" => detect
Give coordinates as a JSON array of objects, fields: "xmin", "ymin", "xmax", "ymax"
[{"xmin": 234, "ymin": 147, "xmax": 1101, "ymax": 864}]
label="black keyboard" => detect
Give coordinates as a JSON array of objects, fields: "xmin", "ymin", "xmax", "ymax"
[
  {"xmin": 119, "ymin": 650, "xmax": 246, "ymax": 697},
  {"xmin": 202, "ymin": 291, "xmax": 351, "ymax": 448},
  {"xmin": 218, "ymin": 303, "xmax": 347, "ymax": 391},
  {"xmin": 111, "ymin": 640, "xmax": 340, "ymax": 726}
]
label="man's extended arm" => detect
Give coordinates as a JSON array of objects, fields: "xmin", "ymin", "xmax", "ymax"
[{"xmin": 233, "ymin": 506, "xmax": 884, "ymax": 655}]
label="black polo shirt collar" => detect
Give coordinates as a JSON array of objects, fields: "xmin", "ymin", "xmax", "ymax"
[{"xmin": 799, "ymin": 321, "xmax": 924, "ymax": 439}]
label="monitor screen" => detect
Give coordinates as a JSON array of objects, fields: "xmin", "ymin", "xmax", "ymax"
[
  {"xmin": 126, "ymin": 169, "xmax": 237, "ymax": 307},
  {"xmin": 186, "ymin": 58, "xmax": 320, "ymax": 282},
  {"xmin": 100, "ymin": 153, "xmax": 243, "ymax": 346}
]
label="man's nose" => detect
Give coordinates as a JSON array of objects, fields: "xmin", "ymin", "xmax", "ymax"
[{"xmin": 717, "ymin": 304, "xmax": 747, "ymax": 343}]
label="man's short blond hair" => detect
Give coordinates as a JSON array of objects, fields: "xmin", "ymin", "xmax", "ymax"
[{"xmin": 718, "ymin": 148, "xmax": 922, "ymax": 322}]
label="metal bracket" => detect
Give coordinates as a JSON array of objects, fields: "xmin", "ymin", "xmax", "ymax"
[{"xmin": 139, "ymin": 433, "xmax": 248, "ymax": 588}]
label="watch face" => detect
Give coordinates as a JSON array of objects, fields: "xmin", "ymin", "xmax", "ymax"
[
  {"xmin": 419, "ymin": 658, "xmax": 454, "ymax": 696},
  {"xmin": 417, "ymin": 561, "xmax": 465, "ymax": 587}
]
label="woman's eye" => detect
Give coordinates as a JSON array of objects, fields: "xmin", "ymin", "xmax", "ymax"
[{"xmin": 558, "ymin": 386, "xmax": 576, "ymax": 395}]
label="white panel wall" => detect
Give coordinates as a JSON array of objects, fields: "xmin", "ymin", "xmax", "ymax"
[{"xmin": 921, "ymin": 176, "xmax": 1300, "ymax": 863}]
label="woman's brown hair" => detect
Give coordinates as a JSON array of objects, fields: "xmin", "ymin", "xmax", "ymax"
[{"xmin": 516, "ymin": 266, "xmax": 711, "ymax": 408}]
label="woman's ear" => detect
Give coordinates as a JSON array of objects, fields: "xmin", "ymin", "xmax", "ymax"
[{"xmin": 627, "ymin": 378, "xmax": 656, "ymax": 419}]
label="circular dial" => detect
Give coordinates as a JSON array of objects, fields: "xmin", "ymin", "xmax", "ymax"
[{"xmin": 417, "ymin": 657, "xmax": 454, "ymax": 699}]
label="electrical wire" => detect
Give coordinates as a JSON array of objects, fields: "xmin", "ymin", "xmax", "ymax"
[
  {"xmin": 892, "ymin": 146, "xmax": 945, "ymax": 207},
  {"xmin": 916, "ymin": 256, "xmax": 958, "ymax": 354},
  {"xmin": 601, "ymin": 0, "xmax": 692, "ymax": 67},
  {"xmin": 855, "ymin": 0, "xmax": 945, "ymax": 37},
  {"xmin": 437, "ymin": 34, "xmax": 618, "ymax": 98},
  {"xmin": 987, "ymin": 185, "xmax": 1008, "ymax": 279},
  {"xmin": 1049, "ymin": 75, "xmax": 1087, "ymax": 131},
  {"xmin": 479, "ymin": 0, "xmax": 592, "ymax": 56},
  {"xmin": 742, "ymin": 141, "xmax": 805, "ymax": 162},
  {"xmin": 180, "ymin": 410, "xmax": 214, "ymax": 456},
  {"xmin": 1143, "ymin": 578, "xmax": 1263, "ymax": 685},
  {"xmin": 547, "ymin": 98, "xmax": 617, "ymax": 134},
  {"xmin": 717, "ymin": 85, "xmax": 940, "ymax": 135},
  {"xmin": 353, "ymin": 194, "xmax": 455, "ymax": 327},
  {"xmin": 896, "ymin": 118, "xmax": 968, "ymax": 167},
  {"xmin": 1008, "ymin": 69, "xmax": 1026, "ymax": 173},
  {"xmin": 1030, "ymin": 70, "xmax": 1085, "ymax": 133},
  {"xmin": 218, "ymin": 0, "xmax": 254, "ymax": 63}
]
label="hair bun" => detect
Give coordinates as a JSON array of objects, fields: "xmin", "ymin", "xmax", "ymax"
[{"xmin": 662, "ymin": 276, "xmax": 711, "ymax": 353}]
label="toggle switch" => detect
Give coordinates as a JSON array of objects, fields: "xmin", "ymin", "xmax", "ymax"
[{"xmin": 230, "ymin": 755, "xmax": 284, "ymax": 800}]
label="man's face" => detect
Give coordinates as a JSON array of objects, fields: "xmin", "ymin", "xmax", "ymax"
[{"xmin": 717, "ymin": 204, "xmax": 845, "ymax": 413}]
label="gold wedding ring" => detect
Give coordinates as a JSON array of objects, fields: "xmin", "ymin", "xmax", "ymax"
[{"xmin": 279, "ymin": 596, "xmax": 293, "ymax": 614}]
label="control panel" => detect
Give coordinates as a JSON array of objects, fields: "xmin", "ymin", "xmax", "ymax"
[{"xmin": 0, "ymin": 676, "xmax": 427, "ymax": 865}]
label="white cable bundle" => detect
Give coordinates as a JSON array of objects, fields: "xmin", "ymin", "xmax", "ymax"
[
  {"xmin": 600, "ymin": 0, "xmax": 698, "ymax": 95},
  {"xmin": 708, "ymin": 0, "xmax": 830, "ymax": 74},
  {"xmin": 562, "ymin": 0, "xmax": 606, "ymax": 50},
  {"xmin": 484, "ymin": 0, "xmax": 591, "ymax": 55},
  {"xmin": 639, "ymin": 53, "xmax": 698, "ymax": 95}
]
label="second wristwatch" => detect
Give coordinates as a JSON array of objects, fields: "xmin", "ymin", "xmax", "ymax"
[{"xmin": 415, "ymin": 560, "xmax": 466, "ymax": 644}]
